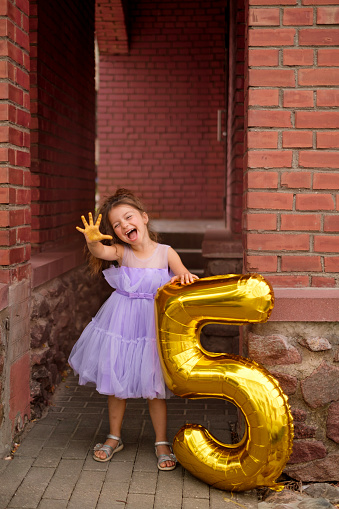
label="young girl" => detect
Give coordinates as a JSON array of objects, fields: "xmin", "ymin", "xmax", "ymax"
[{"xmin": 68, "ymin": 189, "xmax": 198, "ymax": 470}]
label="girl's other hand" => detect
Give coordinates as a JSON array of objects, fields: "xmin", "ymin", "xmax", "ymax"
[
  {"xmin": 170, "ymin": 273, "xmax": 199, "ymax": 285},
  {"xmin": 76, "ymin": 213, "xmax": 113, "ymax": 244}
]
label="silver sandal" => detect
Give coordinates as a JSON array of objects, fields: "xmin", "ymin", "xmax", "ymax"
[
  {"xmin": 93, "ymin": 433, "xmax": 124, "ymax": 462},
  {"xmin": 155, "ymin": 441, "xmax": 177, "ymax": 471}
]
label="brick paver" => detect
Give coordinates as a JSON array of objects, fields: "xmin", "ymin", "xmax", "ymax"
[{"xmin": 0, "ymin": 373, "xmax": 258, "ymax": 508}]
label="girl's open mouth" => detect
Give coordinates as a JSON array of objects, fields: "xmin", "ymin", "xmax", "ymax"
[{"xmin": 126, "ymin": 228, "xmax": 138, "ymax": 241}]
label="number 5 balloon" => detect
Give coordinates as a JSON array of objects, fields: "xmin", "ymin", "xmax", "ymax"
[{"xmin": 155, "ymin": 274, "xmax": 294, "ymax": 492}]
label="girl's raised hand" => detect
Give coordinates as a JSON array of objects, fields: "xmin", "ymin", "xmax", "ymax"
[
  {"xmin": 170, "ymin": 273, "xmax": 199, "ymax": 285},
  {"xmin": 76, "ymin": 213, "xmax": 113, "ymax": 244}
]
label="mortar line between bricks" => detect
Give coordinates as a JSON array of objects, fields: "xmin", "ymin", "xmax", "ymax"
[
  {"xmin": 181, "ymin": 462, "xmax": 185, "ymax": 509},
  {"xmin": 94, "ymin": 417, "xmax": 111, "ymax": 509},
  {"xmin": 95, "ymin": 456, "xmax": 109, "ymax": 508},
  {"xmin": 6, "ymin": 454, "xmax": 65, "ymax": 509},
  {"xmin": 40, "ymin": 456, "xmax": 65, "ymax": 505},
  {"xmin": 125, "ymin": 419, "xmax": 146, "ymax": 508},
  {"xmin": 152, "ymin": 433, "xmax": 167, "ymax": 509},
  {"xmin": 42, "ymin": 410, "xmax": 94, "ymax": 506},
  {"xmin": 39, "ymin": 442, "xmax": 78, "ymax": 506},
  {"xmin": 66, "ymin": 458, "xmax": 88, "ymax": 508},
  {"xmin": 152, "ymin": 465, "xmax": 157, "ymax": 509},
  {"xmin": 94, "ymin": 416, "xmax": 147, "ymax": 508},
  {"xmin": 125, "ymin": 416, "xmax": 145, "ymax": 507},
  {"xmin": 5, "ymin": 420, "xmax": 58, "ymax": 506},
  {"xmin": 5, "ymin": 468, "xmax": 29, "ymax": 508},
  {"xmin": 70, "ymin": 409, "xmax": 102, "ymax": 440},
  {"xmin": 77, "ymin": 391, "xmax": 108, "ymax": 509}
]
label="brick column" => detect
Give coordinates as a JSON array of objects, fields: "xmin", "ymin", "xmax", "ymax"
[
  {"xmin": 244, "ymin": 0, "xmax": 339, "ymax": 288},
  {"xmin": 0, "ymin": 0, "xmax": 31, "ymax": 453},
  {"xmin": 242, "ymin": 0, "xmax": 339, "ymax": 481}
]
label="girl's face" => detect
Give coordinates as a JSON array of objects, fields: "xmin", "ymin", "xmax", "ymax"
[{"xmin": 108, "ymin": 204, "xmax": 149, "ymax": 245}]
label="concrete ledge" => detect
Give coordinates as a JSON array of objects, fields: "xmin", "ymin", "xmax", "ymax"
[
  {"xmin": 31, "ymin": 241, "xmax": 86, "ymax": 288},
  {"xmin": 201, "ymin": 229, "xmax": 339, "ymax": 322},
  {"xmin": 270, "ymin": 288, "xmax": 339, "ymax": 322},
  {"xmin": 153, "ymin": 219, "xmax": 225, "ymax": 234},
  {"xmin": 2, "ymin": 240, "xmax": 338, "ymax": 324}
]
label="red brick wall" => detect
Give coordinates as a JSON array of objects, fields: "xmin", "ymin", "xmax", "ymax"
[
  {"xmin": 30, "ymin": 0, "xmax": 96, "ymax": 253},
  {"xmin": 0, "ymin": 0, "xmax": 31, "ymax": 444},
  {"xmin": 244, "ymin": 0, "xmax": 339, "ymax": 288},
  {"xmin": 96, "ymin": 0, "xmax": 128, "ymax": 55},
  {"xmin": 227, "ymin": 0, "xmax": 245, "ymax": 234},
  {"xmin": 97, "ymin": 0, "xmax": 226, "ymax": 219},
  {"xmin": 0, "ymin": 0, "xmax": 31, "ymax": 284}
]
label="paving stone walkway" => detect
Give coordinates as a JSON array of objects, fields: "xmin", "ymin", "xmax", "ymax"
[{"xmin": 0, "ymin": 373, "xmax": 259, "ymax": 509}]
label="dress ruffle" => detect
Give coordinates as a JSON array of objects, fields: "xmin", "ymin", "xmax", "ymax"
[{"xmin": 68, "ymin": 265, "xmax": 172, "ymax": 398}]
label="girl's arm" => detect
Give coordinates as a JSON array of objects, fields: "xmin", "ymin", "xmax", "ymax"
[
  {"xmin": 76, "ymin": 213, "xmax": 123, "ymax": 262},
  {"xmin": 168, "ymin": 247, "xmax": 199, "ymax": 285}
]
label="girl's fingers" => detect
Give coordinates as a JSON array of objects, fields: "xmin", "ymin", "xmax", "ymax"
[
  {"xmin": 102, "ymin": 234, "xmax": 113, "ymax": 240},
  {"xmin": 170, "ymin": 274, "xmax": 199, "ymax": 285},
  {"xmin": 81, "ymin": 215, "xmax": 89, "ymax": 227},
  {"xmin": 95, "ymin": 214, "xmax": 102, "ymax": 227},
  {"xmin": 80, "ymin": 213, "xmax": 104, "ymax": 234},
  {"xmin": 76, "ymin": 226, "xmax": 85, "ymax": 233},
  {"xmin": 182, "ymin": 274, "xmax": 190, "ymax": 284}
]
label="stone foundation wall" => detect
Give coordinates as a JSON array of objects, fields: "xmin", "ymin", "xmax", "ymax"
[
  {"xmin": 202, "ymin": 253, "xmax": 243, "ymax": 379},
  {"xmin": 30, "ymin": 265, "xmax": 111, "ymax": 419},
  {"xmin": 200, "ymin": 324, "xmax": 240, "ymax": 356},
  {"xmin": 204, "ymin": 258, "xmax": 243, "ymax": 278},
  {"xmin": 244, "ymin": 321, "xmax": 339, "ymax": 482}
]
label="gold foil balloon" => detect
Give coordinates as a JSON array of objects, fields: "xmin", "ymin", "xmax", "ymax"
[{"xmin": 155, "ymin": 274, "xmax": 294, "ymax": 492}]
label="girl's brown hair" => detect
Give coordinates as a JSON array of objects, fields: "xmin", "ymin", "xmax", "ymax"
[{"xmin": 88, "ymin": 188, "xmax": 157, "ymax": 274}]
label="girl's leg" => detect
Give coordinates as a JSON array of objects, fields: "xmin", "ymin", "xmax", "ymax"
[
  {"xmin": 94, "ymin": 396, "xmax": 126, "ymax": 460},
  {"xmin": 147, "ymin": 398, "xmax": 175, "ymax": 468}
]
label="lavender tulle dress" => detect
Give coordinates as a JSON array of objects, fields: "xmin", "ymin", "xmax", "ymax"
[{"xmin": 68, "ymin": 244, "xmax": 172, "ymax": 399}]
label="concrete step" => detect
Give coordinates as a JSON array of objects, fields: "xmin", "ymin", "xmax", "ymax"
[
  {"xmin": 157, "ymin": 233, "xmax": 205, "ymax": 274},
  {"xmin": 176, "ymin": 248, "xmax": 205, "ymax": 271},
  {"xmin": 153, "ymin": 220, "xmax": 225, "ymax": 277},
  {"xmin": 158, "ymin": 231, "xmax": 204, "ymax": 250}
]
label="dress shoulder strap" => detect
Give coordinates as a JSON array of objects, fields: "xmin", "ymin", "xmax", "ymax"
[
  {"xmin": 121, "ymin": 245, "xmax": 132, "ymax": 267},
  {"xmin": 154, "ymin": 244, "xmax": 170, "ymax": 269},
  {"xmin": 121, "ymin": 244, "xmax": 170, "ymax": 269}
]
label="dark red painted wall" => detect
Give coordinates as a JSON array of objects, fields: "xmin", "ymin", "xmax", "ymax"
[
  {"xmin": 97, "ymin": 0, "xmax": 226, "ymax": 219},
  {"xmin": 226, "ymin": 0, "xmax": 245, "ymax": 235},
  {"xmin": 30, "ymin": 0, "xmax": 96, "ymax": 252}
]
